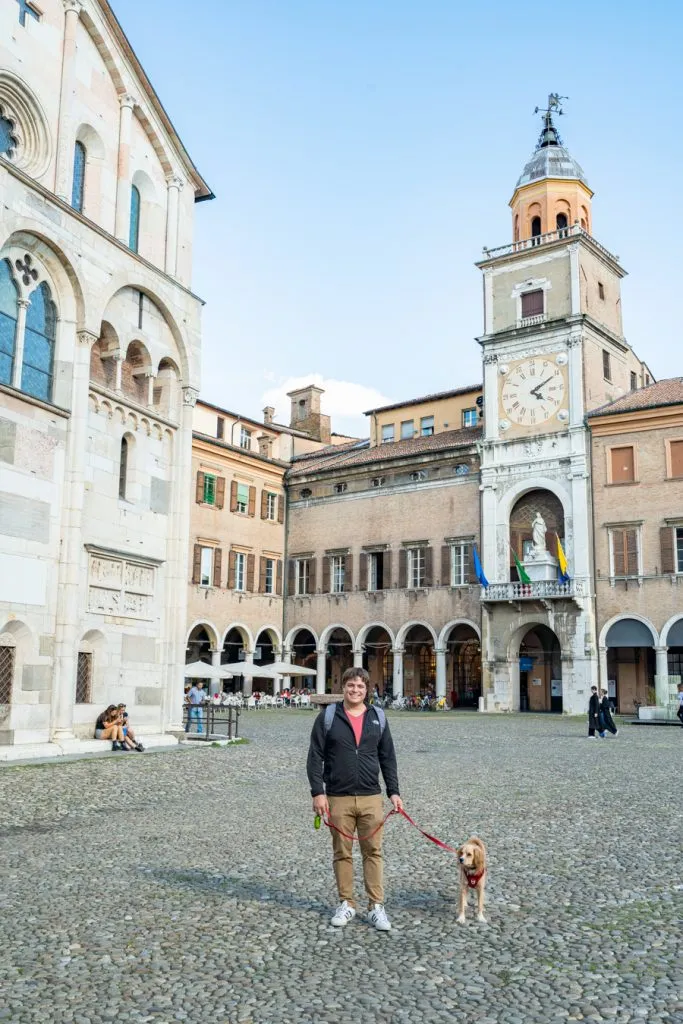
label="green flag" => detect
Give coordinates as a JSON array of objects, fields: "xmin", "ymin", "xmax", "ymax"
[{"xmin": 513, "ymin": 549, "xmax": 531, "ymax": 584}]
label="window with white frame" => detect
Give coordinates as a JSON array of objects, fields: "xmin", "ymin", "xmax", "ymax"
[
  {"xmin": 296, "ymin": 559, "xmax": 310, "ymax": 595},
  {"xmin": 450, "ymin": 542, "xmax": 470, "ymax": 586},
  {"xmin": 420, "ymin": 415, "xmax": 434, "ymax": 436},
  {"xmin": 381, "ymin": 423, "xmax": 394, "ymax": 443},
  {"xmin": 331, "ymin": 555, "xmax": 346, "ymax": 593},
  {"xmin": 199, "ymin": 547, "xmax": 214, "ymax": 587},
  {"xmin": 235, "ymin": 551, "xmax": 246, "ymax": 591},
  {"xmin": 264, "ymin": 558, "xmax": 275, "ymax": 594},
  {"xmin": 369, "ymin": 551, "xmax": 384, "ymax": 591},
  {"xmin": 400, "ymin": 420, "xmax": 414, "ymax": 440},
  {"xmin": 236, "ymin": 483, "xmax": 249, "ymax": 514},
  {"xmin": 266, "ymin": 491, "xmax": 277, "ymax": 520},
  {"xmin": 239, "ymin": 426, "xmax": 252, "ymax": 450},
  {"xmin": 610, "ymin": 527, "xmax": 639, "ymax": 578},
  {"xmin": 462, "ymin": 408, "xmax": 478, "ymax": 427},
  {"xmin": 407, "ymin": 547, "xmax": 425, "ymax": 588}
]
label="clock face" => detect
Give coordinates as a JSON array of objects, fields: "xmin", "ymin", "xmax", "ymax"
[{"xmin": 501, "ymin": 357, "xmax": 567, "ymax": 427}]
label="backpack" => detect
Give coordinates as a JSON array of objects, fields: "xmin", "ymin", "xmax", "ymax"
[{"xmin": 324, "ymin": 701, "xmax": 386, "ymax": 738}]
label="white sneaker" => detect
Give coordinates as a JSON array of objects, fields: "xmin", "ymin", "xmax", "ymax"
[
  {"xmin": 587, "ymin": 735, "xmax": 597, "ymax": 739},
  {"xmin": 330, "ymin": 901, "xmax": 356, "ymax": 927},
  {"xmin": 368, "ymin": 904, "xmax": 392, "ymax": 931},
  {"xmin": 614, "ymin": 729, "xmax": 619, "ymax": 736}
]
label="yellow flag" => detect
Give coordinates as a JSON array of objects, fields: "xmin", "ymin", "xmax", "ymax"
[{"xmin": 556, "ymin": 534, "xmax": 569, "ymax": 580}]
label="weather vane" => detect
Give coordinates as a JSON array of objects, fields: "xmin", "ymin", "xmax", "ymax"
[{"xmin": 534, "ymin": 93, "xmax": 569, "ymax": 117}]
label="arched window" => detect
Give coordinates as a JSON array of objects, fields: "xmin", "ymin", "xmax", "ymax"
[
  {"xmin": 556, "ymin": 212, "xmax": 568, "ymax": 236},
  {"xmin": 0, "ymin": 112, "xmax": 18, "ymax": 159},
  {"xmin": 514, "ymin": 215, "xmax": 520, "ymax": 242},
  {"xmin": 531, "ymin": 216, "xmax": 542, "ymax": 239},
  {"xmin": 0, "ymin": 260, "xmax": 18, "ymax": 386},
  {"xmin": 129, "ymin": 185, "xmax": 141, "ymax": 252},
  {"xmin": 71, "ymin": 141, "xmax": 86, "ymax": 212},
  {"xmin": 22, "ymin": 281, "xmax": 55, "ymax": 401},
  {"xmin": 119, "ymin": 436, "xmax": 129, "ymax": 499}
]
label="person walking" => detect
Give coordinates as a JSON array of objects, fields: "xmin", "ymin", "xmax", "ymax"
[
  {"xmin": 306, "ymin": 666, "xmax": 403, "ymax": 931},
  {"xmin": 677, "ymin": 682, "xmax": 683, "ymax": 727},
  {"xmin": 185, "ymin": 680, "xmax": 206, "ymax": 734},
  {"xmin": 588, "ymin": 685, "xmax": 605, "ymax": 738},
  {"xmin": 599, "ymin": 689, "xmax": 618, "ymax": 736}
]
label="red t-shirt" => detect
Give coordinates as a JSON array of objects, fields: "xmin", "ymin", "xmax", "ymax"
[{"xmin": 346, "ymin": 709, "xmax": 366, "ymax": 746}]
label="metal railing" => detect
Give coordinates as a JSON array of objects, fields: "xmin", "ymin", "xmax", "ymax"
[
  {"xmin": 479, "ymin": 224, "xmax": 620, "ymax": 264},
  {"xmin": 482, "ymin": 579, "xmax": 582, "ymax": 601},
  {"xmin": 183, "ymin": 704, "xmax": 240, "ymax": 741}
]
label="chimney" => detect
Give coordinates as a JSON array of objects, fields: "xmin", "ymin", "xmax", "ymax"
[
  {"xmin": 263, "ymin": 406, "xmax": 275, "ymax": 425},
  {"xmin": 258, "ymin": 434, "xmax": 274, "ymax": 459}
]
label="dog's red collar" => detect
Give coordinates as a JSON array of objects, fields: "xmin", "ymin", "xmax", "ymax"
[{"xmin": 465, "ymin": 869, "xmax": 485, "ymax": 889}]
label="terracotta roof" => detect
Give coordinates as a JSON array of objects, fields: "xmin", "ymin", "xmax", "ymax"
[
  {"xmin": 586, "ymin": 378, "xmax": 683, "ymax": 419},
  {"xmin": 288, "ymin": 426, "xmax": 482, "ymax": 477},
  {"xmin": 364, "ymin": 384, "xmax": 482, "ymax": 415}
]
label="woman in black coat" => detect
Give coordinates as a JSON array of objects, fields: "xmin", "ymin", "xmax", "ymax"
[
  {"xmin": 599, "ymin": 689, "xmax": 618, "ymax": 736},
  {"xmin": 588, "ymin": 686, "xmax": 605, "ymax": 738}
]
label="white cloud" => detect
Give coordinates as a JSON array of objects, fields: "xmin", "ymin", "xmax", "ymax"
[{"xmin": 261, "ymin": 374, "xmax": 394, "ymax": 438}]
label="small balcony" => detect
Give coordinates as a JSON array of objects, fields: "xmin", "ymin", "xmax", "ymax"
[
  {"xmin": 477, "ymin": 224, "xmax": 620, "ymax": 266},
  {"xmin": 481, "ymin": 579, "xmax": 583, "ymax": 603}
]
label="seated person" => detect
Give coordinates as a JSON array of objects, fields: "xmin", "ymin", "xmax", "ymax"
[
  {"xmin": 116, "ymin": 703, "xmax": 144, "ymax": 751},
  {"xmin": 94, "ymin": 705, "xmax": 127, "ymax": 751}
]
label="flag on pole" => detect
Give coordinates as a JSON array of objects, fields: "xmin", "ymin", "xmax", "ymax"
[
  {"xmin": 473, "ymin": 545, "xmax": 489, "ymax": 588},
  {"xmin": 556, "ymin": 534, "xmax": 570, "ymax": 583},
  {"xmin": 512, "ymin": 549, "xmax": 531, "ymax": 584}
]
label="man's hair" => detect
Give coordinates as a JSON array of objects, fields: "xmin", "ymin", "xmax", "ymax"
[
  {"xmin": 591, "ymin": 686, "xmax": 597, "ymax": 692},
  {"xmin": 341, "ymin": 666, "xmax": 369, "ymax": 688}
]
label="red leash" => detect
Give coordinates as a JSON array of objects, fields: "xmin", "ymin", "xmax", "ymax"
[{"xmin": 323, "ymin": 807, "xmax": 459, "ymax": 854}]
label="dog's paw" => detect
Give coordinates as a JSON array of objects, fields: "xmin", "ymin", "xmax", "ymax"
[
  {"xmin": 456, "ymin": 914, "xmax": 466, "ymax": 924},
  {"xmin": 476, "ymin": 914, "xmax": 487, "ymax": 924}
]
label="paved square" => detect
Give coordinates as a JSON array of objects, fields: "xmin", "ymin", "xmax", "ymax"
[{"xmin": 1, "ymin": 713, "xmax": 681, "ymax": 1024}]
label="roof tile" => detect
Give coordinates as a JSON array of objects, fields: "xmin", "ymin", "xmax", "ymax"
[{"xmin": 586, "ymin": 378, "xmax": 683, "ymax": 419}]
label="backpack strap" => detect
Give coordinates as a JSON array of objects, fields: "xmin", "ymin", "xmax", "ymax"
[
  {"xmin": 323, "ymin": 702, "xmax": 386, "ymax": 736},
  {"xmin": 373, "ymin": 705, "xmax": 386, "ymax": 735}
]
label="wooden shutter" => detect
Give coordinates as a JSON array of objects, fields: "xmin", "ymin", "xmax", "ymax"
[
  {"xmin": 287, "ymin": 559, "xmax": 296, "ymax": 597},
  {"xmin": 383, "ymin": 550, "xmax": 392, "ymax": 589},
  {"xmin": 277, "ymin": 495, "xmax": 285, "ymax": 523},
  {"xmin": 276, "ymin": 560, "xmax": 283, "ymax": 596},
  {"xmin": 195, "ymin": 471, "xmax": 205, "ymax": 504},
  {"xmin": 192, "ymin": 543, "xmax": 202, "ymax": 583},
  {"xmin": 344, "ymin": 554, "xmax": 353, "ymax": 592},
  {"xmin": 398, "ymin": 549, "xmax": 407, "ymax": 589},
  {"xmin": 248, "ymin": 486, "xmax": 256, "ymax": 517},
  {"xmin": 670, "ymin": 440, "xmax": 683, "ymax": 478},
  {"xmin": 228, "ymin": 550, "xmax": 237, "ymax": 589},
  {"xmin": 612, "ymin": 530, "xmax": 625, "ymax": 576},
  {"xmin": 259, "ymin": 556, "xmax": 267, "ymax": 593},
  {"xmin": 610, "ymin": 446, "xmax": 635, "ymax": 483},
  {"xmin": 230, "ymin": 480, "xmax": 238, "ymax": 512},
  {"xmin": 309, "ymin": 557, "xmax": 317, "ymax": 594},
  {"xmin": 212, "ymin": 548, "xmax": 222, "ymax": 588},
  {"xmin": 322, "ymin": 556, "xmax": 331, "ymax": 593},
  {"xmin": 359, "ymin": 553, "xmax": 367, "ymax": 591},
  {"xmin": 660, "ymin": 526, "xmax": 674, "ymax": 574},
  {"xmin": 468, "ymin": 543, "xmax": 478, "ymax": 584},
  {"xmin": 424, "ymin": 546, "xmax": 433, "ymax": 587},
  {"xmin": 441, "ymin": 545, "xmax": 451, "ymax": 586},
  {"xmin": 215, "ymin": 476, "xmax": 226, "ymax": 510},
  {"xmin": 260, "ymin": 490, "xmax": 268, "ymax": 519},
  {"xmin": 246, "ymin": 553, "xmax": 255, "ymax": 591},
  {"xmin": 625, "ymin": 529, "xmax": 638, "ymax": 577},
  {"xmin": 521, "ymin": 289, "xmax": 544, "ymax": 318}
]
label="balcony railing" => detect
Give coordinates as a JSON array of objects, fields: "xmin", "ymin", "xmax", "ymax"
[
  {"xmin": 482, "ymin": 579, "xmax": 583, "ymax": 602},
  {"xmin": 479, "ymin": 224, "xmax": 620, "ymax": 265}
]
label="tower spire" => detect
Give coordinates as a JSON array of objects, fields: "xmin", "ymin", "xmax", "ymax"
[{"xmin": 533, "ymin": 93, "xmax": 568, "ymax": 149}]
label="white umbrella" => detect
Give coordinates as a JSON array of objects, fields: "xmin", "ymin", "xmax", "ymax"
[
  {"xmin": 267, "ymin": 661, "xmax": 316, "ymax": 676},
  {"xmin": 184, "ymin": 661, "xmax": 235, "ymax": 680},
  {"xmin": 219, "ymin": 661, "xmax": 279, "ymax": 679}
]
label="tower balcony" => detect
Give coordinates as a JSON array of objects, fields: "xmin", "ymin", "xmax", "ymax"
[
  {"xmin": 477, "ymin": 224, "xmax": 619, "ymax": 266},
  {"xmin": 481, "ymin": 579, "xmax": 585, "ymax": 603}
]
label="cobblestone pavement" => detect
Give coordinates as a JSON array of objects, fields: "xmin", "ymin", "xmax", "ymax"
[{"xmin": 1, "ymin": 712, "xmax": 682, "ymax": 1024}]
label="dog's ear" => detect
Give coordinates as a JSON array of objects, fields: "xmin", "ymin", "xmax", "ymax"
[
  {"xmin": 456, "ymin": 846, "xmax": 463, "ymax": 859},
  {"xmin": 471, "ymin": 841, "xmax": 486, "ymax": 870}
]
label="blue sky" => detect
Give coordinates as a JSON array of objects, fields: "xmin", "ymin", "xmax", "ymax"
[{"xmin": 114, "ymin": 0, "xmax": 683, "ymax": 435}]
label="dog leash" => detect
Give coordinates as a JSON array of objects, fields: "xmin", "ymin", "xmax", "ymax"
[{"xmin": 320, "ymin": 807, "xmax": 459, "ymax": 854}]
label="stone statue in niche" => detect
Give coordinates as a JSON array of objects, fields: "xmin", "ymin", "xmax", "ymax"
[{"xmin": 531, "ymin": 512, "xmax": 547, "ymax": 558}]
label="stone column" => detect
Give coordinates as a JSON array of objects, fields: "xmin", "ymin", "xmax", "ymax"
[
  {"xmin": 55, "ymin": 0, "xmax": 83, "ymax": 200},
  {"xmin": 435, "ymin": 647, "xmax": 447, "ymax": 699},
  {"xmin": 316, "ymin": 649, "xmax": 326, "ymax": 695},
  {"xmin": 10, "ymin": 299, "xmax": 29, "ymax": 390},
  {"xmin": 654, "ymin": 646, "xmax": 670, "ymax": 708},
  {"xmin": 114, "ymin": 94, "xmax": 137, "ymax": 244},
  {"xmin": 145, "ymin": 370, "xmax": 156, "ymax": 406},
  {"xmin": 209, "ymin": 650, "xmax": 221, "ymax": 697},
  {"xmin": 568, "ymin": 242, "xmax": 581, "ymax": 316},
  {"xmin": 113, "ymin": 353, "xmax": 124, "ymax": 392},
  {"xmin": 353, "ymin": 648, "xmax": 363, "ymax": 669},
  {"xmin": 392, "ymin": 647, "xmax": 404, "ymax": 699},
  {"xmin": 598, "ymin": 645, "xmax": 608, "ymax": 694},
  {"xmin": 242, "ymin": 655, "xmax": 254, "ymax": 698},
  {"xmin": 164, "ymin": 175, "xmax": 184, "ymax": 277},
  {"xmin": 50, "ymin": 329, "xmax": 97, "ymax": 742},
  {"xmin": 160, "ymin": 386, "xmax": 197, "ymax": 734}
]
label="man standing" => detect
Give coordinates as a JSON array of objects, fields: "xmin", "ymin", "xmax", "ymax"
[
  {"xmin": 306, "ymin": 667, "xmax": 403, "ymax": 931},
  {"xmin": 588, "ymin": 685, "xmax": 605, "ymax": 739},
  {"xmin": 185, "ymin": 680, "xmax": 206, "ymax": 734}
]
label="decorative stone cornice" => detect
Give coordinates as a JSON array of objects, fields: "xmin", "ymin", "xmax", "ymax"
[
  {"xmin": 483, "ymin": 353, "xmax": 498, "ymax": 365},
  {"xmin": 77, "ymin": 329, "xmax": 98, "ymax": 347},
  {"xmin": 182, "ymin": 386, "xmax": 199, "ymax": 407}
]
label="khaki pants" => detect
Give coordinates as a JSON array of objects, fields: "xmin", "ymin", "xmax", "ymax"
[{"xmin": 327, "ymin": 794, "xmax": 384, "ymax": 909}]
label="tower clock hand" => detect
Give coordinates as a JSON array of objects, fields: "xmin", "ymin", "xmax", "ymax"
[{"xmin": 530, "ymin": 376, "xmax": 553, "ymax": 399}]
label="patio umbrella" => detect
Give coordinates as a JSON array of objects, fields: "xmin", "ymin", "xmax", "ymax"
[
  {"xmin": 184, "ymin": 661, "xmax": 236, "ymax": 679},
  {"xmin": 267, "ymin": 661, "xmax": 316, "ymax": 676},
  {"xmin": 218, "ymin": 661, "xmax": 279, "ymax": 679}
]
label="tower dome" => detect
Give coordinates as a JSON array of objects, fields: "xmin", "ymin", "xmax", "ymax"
[{"xmin": 510, "ymin": 95, "xmax": 593, "ymax": 243}]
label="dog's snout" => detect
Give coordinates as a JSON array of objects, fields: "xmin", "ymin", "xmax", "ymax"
[{"xmin": 459, "ymin": 855, "xmax": 465, "ymax": 863}]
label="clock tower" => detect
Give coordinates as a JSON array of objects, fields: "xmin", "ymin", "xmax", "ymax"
[{"xmin": 476, "ymin": 96, "xmax": 648, "ymax": 715}]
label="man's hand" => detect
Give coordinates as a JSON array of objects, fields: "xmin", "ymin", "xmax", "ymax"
[
  {"xmin": 390, "ymin": 794, "xmax": 404, "ymax": 812},
  {"xmin": 312, "ymin": 794, "xmax": 329, "ymax": 817}
]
